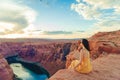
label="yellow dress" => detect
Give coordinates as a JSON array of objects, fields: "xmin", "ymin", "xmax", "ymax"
[{"xmin": 68, "ymin": 48, "xmax": 92, "ymax": 73}]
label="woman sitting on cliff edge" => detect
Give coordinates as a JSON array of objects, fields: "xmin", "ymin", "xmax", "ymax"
[{"xmin": 68, "ymin": 39, "xmax": 92, "ymax": 73}]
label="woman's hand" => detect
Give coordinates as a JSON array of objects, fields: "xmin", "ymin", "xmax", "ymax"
[{"xmin": 74, "ymin": 62, "xmax": 81, "ymax": 69}]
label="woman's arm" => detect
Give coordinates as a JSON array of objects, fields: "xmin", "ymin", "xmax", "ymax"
[
  {"xmin": 78, "ymin": 46, "xmax": 82, "ymax": 52},
  {"xmin": 74, "ymin": 50, "xmax": 83, "ymax": 68}
]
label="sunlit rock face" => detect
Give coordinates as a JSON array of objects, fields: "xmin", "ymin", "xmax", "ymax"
[
  {"xmin": 89, "ymin": 30, "xmax": 120, "ymax": 59},
  {"xmin": 89, "ymin": 30, "xmax": 120, "ymax": 45},
  {"xmin": 49, "ymin": 54, "xmax": 120, "ymax": 80},
  {"xmin": 89, "ymin": 40, "xmax": 120, "ymax": 59},
  {"xmin": 0, "ymin": 54, "xmax": 13, "ymax": 80},
  {"xmin": 66, "ymin": 30, "xmax": 120, "ymax": 68}
]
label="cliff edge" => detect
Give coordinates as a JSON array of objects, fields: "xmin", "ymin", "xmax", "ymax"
[
  {"xmin": 49, "ymin": 54, "xmax": 120, "ymax": 80},
  {"xmin": 49, "ymin": 30, "xmax": 120, "ymax": 80}
]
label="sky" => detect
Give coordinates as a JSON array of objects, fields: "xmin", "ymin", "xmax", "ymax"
[{"xmin": 0, "ymin": 0, "xmax": 120, "ymax": 39}]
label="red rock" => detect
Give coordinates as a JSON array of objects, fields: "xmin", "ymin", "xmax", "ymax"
[
  {"xmin": 49, "ymin": 54, "xmax": 120, "ymax": 80},
  {"xmin": 0, "ymin": 54, "xmax": 13, "ymax": 80},
  {"xmin": 0, "ymin": 30, "xmax": 119, "ymax": 78}
]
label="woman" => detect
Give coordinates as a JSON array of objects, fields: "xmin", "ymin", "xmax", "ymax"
[{"xmin": 68, "ymin": 39, "xmax": 92, "ymax": 73}]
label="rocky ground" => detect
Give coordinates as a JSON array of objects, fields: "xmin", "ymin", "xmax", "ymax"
[{"xmin": 49, "ymin": 54, "xmax": 120, "ymax": 80}]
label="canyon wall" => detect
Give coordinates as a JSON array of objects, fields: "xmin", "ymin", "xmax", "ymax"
[
  {"xmin": 0, "ymin": 30, "xmax": 120, "ymax": 80},
  {"xmin": 50, "ymin": 30, "xmax": 120, "ymax": 79},
  {"xmin": 89, "ymin": 30, "xmax": 120, "ymax": 59},
  {"xmin": 0, "ymin": 54, "xmax": 13, "ymax": 80},
  {"xmin": 0, "ymin": 41, "xmax": 78, "ymax": 76}
]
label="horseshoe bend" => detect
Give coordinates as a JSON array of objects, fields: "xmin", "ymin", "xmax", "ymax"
[{"xmin": 0, "ymin": 30, "xmax": 120, "ymax": 80}]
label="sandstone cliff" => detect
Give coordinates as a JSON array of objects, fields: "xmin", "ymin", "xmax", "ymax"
[
  {"xmin": 0, "ymin": 30, "xmax": 120, "ymax": 80},
  {"xmin": 0, "ymin": 41, "xmax": 77, "ymax": 76},
  {"xmin": 49, "ymin": 54, "xmax": 120, "ymax": 80},
  {"xmin": 49, "ymin": 30, "xmax": 120, "ymax": 80},
  {"xmin": 0, "ymin": 54, "xmax": 13, "ymax": 80},
  {"xmin": 89, "ymin": 30, "xmax": 120, "ymax": 45},
  {"xmin": 89, "ymin": 30, "xmax": 120, "ymax": 59}
]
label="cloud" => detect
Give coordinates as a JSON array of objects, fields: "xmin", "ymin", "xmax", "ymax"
[
  {"xmin": 71, "ymin": 0, "xmax": 120, "ymax": 20},
  {"xmin": 76, "ymin": 30, "xmax": 85, "ymax": 32},
  {"xmin": 71, "ymin": 0, "xmax": 120, "ymax": 34},
  {"xmin": 76, "ymin": 0, "xmax": 80, "ymax": 2},
  {"xmin": 0, "ymin": 0, "xmax": 37, "ymax": 35},
  {"xmin": 94, "ymin": 20, "xmax": 120, "ymax": 31},
  {"xmin": 30, "ymin": 30, "xmax": 41, "ymax": 32},
  {"xmin": 43, "ymin": 31, "xmax": 73, "ymax": 35},
  {"xmin": 84, "ymin": 0, "xmax": 120, "ymax": 9},
  {"xmin": 71, "ymin": 3, "xmax": 101, "ymax": 20}
]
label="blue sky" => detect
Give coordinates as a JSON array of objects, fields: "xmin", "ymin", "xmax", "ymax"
[
  {"xmin": 25, "ymin": 0, "xmax": 93, "ymax": 31},
  {"xmin": 0, "ymin": 0, "xmax": 120, "ymax": 38}
]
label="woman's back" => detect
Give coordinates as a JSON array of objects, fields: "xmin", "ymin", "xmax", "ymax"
[
  {"xmin": 75, "ymin": 48, "xmax": 92, "ymax": 73},
  {"xmin": 68, "ymin": 48, "xmax": 92, "ymax": 73}
]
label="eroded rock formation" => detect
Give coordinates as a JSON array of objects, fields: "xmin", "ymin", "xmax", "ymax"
[
  {"xmin": 50, "ymin": 30, "xmax": 120, "ymax": 80},
  {"xmin": 0, "ymin": 42, "xmax": 77, "ymax": 76},
  {"xmin": 66, "ymin": 30, "xmax": 120, "ymax": 68},
  {"xmin": 0, "ymin": 30, "xmax": 119, "ymax": 80},
  {"xmin": 0, "ymin": 54, "xmax": 13, "ymax": 80}
]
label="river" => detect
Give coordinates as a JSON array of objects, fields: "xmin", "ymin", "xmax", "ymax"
[{"xmin": 10, "ymin": 63, "xmax": 48, "ymax": 80}]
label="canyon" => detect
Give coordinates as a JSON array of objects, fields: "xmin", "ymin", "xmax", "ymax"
[{"xmin": 0, "ymin": 30, "xmax": 120, "ymax": 80}]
